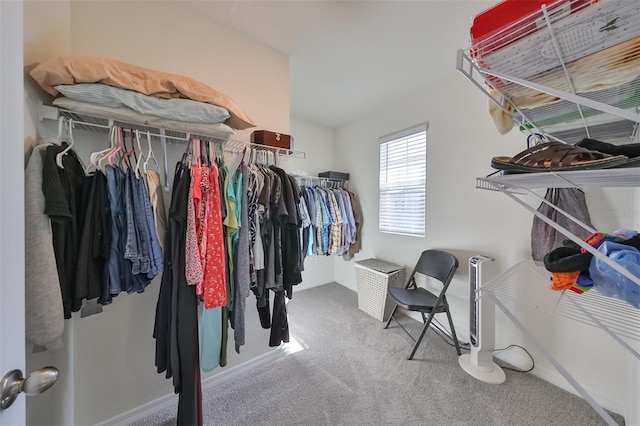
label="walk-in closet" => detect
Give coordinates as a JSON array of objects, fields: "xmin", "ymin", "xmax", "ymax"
[{"xmin": 1, "ymin": 0, "xmax": 638, "ymax": 425}]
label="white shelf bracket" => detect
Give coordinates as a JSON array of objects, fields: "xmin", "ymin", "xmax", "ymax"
[{"xmin": 38, "ymin": 102, "xmax": 59, "ymax": 122}]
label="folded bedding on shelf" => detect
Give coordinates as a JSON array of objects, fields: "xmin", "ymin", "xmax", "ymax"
[
  {"xmin": 30, "ymin": 55, "xmax": 256, "ymax": 130},
  {"xmin": 501, "ymin": 37, "xmax": 640, "ymax": 110},
  {"xmin": 55, "ymin": 83, "xmax": 231, "ymax": 125},
  {"xmin": 520, "ymin": 75, "xmax": 640, "ymax": 127},
  {"xmin": 473, "ymin": 0, "xmax": 640, "ymax": 82},
  {"xmin": 487, "ymin": 37, "xmax": 640, "ymax": 134},
  {"xmin": 53, "ymin": 97, "xmax": 236, "ymax": 140},
  {"xmin": 471, "ymin": 0, "xmax": 640, "ymax": 136},
  {"xmin": 470, "ymin": 0, "xmax": 597, "ymax": 61}
]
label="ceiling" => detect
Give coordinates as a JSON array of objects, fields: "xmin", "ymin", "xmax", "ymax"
[{"xmin": 185, "ymin": 1, "xmax": 494, "ymax": 129}]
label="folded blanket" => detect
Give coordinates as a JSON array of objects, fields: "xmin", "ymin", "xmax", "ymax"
[
  {"xmin": 53, "ymin": 97, "xmax": 236, "ymax": 141},
  {"xmin": 30, "ymin": 55, "xmax": 256, "ymax": 130},
  {"xmin": 487, "ymin": 37, "xmax": 640, "ymax": 134}
]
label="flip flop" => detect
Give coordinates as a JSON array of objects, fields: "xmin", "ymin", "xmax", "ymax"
[
  {"xmin": 575, "ymin": 138, "xmax": 640, "ymax": 158},
  {"xmin": 491, "ymin": 141, "xmax": 629, "ymax": 173},
  {"xmin": 543, "ymin": 245, "xmax": 592, "ymax": 273},
  {"xmin": 609, "ymin": 157, "xmax": 640, "ymax": 168},
  {"xmin": 576, "ymin": 138, "xmax": 640, "ymax": 169}
]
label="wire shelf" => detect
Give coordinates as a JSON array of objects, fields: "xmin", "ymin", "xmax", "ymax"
[
  {"xmin": 39, "ymin": 102, "xmax": 307, "ymax": 159},
  {"xmin": 475, "ymin": 177, "xmax": 527, "ymax": 194},
  {"xmin": 480, "ymin": 260, "xmax": 640, "ymax": 343},
  {"xmin": 477, "ymin": 168, "xmax": 640, "ymax": 190},
  {"xmin": 461, "ymin": 2, "xmax": 640, "ymax": 423},
  {"xmin": 458, "ymin": 0, "xmax": 640, "ymax": 144}
]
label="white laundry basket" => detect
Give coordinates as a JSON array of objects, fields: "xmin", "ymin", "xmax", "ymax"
[{"xmin": 354, "ymin": 258, "xmax": 405, "ymax": 321}]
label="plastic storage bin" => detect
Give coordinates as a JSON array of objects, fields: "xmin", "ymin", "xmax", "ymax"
[
  {"xmin": 319, "ymin": 171, "xmax": 350, "ymax": 180},
  {"xmin": 354, "ymin": 258, "xmax": 405, "ymax": 321}
]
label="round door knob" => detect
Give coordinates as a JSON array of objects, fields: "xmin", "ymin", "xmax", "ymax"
[{"xmin": 0, "ymin": 367, "xmax": 59, "ymax": 410}]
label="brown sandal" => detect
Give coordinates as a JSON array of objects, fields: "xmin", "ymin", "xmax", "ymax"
[{"xmin": 491, "ymin": 141, "xmax": 629, "ymax": 173}]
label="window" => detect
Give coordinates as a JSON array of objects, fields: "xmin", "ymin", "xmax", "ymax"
[{"xmin": 379, "ymin": 124, "xmax": 427, "ymax": 237}]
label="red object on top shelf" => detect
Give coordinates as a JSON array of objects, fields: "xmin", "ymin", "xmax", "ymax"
[{"xmin": 470, "ymin": 0, "xmax": 597, "ymax": 58}]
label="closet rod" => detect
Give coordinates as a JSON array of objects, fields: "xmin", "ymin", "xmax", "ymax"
[
  {"xmin": 62, "ymin": 117, "xmax": 254, "ymax": 155},
  {"xmin": 294, "ymin": 175, "xmax": 348, "ymax": 189},
  {"xmin": 61, "ymin": 114, "xmax": 299, "ymax": 156},
  {"xmin": 39, "ymin": 103, "xmax": 307, "ymax": 159}
]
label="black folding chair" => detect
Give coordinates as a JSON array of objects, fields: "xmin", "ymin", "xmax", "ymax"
[{"xmin": 384, "ymin": 250, "xmax": 461, "ymax": 360}]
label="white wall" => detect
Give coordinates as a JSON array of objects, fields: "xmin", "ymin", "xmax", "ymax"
[
  {"xmin": 24, "ymin": 1, "xmax": 290, "ymax": 424},
  {"xmin": 69, "ymin": 1, "xmax": 289, "ymax": 139},
  {"xmin": 332, "ymin": 49, "xmax": 636, "ymax": 423}
]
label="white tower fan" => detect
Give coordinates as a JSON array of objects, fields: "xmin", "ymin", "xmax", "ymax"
[{"xmin": 458, "ymin": 255, "xmax": 506, "ymax": 384}]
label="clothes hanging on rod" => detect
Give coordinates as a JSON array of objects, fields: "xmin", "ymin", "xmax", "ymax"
[
  {"xmin": 42, "ymin": 141, "xmax": 91, "ymax": 318},
  {"xmin": 33, "ymin": 98, "xmax": 309, "ymax": 425},
  {"xmin": 103, "ymin": 126, "xmax": 164, "ymax": 299},
  {"xmin": 45, "ymin": 103, "xmax": 306, "ymax": 192},
  {"xmin": 153, "ymin": 141, "xmax": 306, "ymax": 425},
  {"xmin": 23, "ymin": 122, "xmax": 198, "ymax": 353},
  {"xmin": 32, "ymin": 123, "xmax": 166, "ymax": 324},
  {"xmin": 153, "ymin": 158, "xmax": 200, "ymax": 426},
  {"xmin": 295, "ymin": 179, "xmax": 362, "ymax": 259},
  {"xmin": 31, "ymin": 104, "xmax": 314, "ymax": 424}
]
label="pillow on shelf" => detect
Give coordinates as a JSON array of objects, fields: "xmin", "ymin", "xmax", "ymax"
[
  {"xmin": 56, "ymin": 83, "xmax": 230, "ymax": 125},
  {"xmin": 52, "ymin": 97, "xmax": 236, "ymax": 141},
  {"xmin": 29, "ymin": 55, "xmax": 256, "ymax": 130}
]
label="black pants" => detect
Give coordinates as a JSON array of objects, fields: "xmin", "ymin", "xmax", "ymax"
[
  {"xmin": 177, "ymin": 283, "xmax": 199, "ymax": 426},
  {"xmin": 269, "ymin": 290, "xmax": 289, "ymax": 347}
]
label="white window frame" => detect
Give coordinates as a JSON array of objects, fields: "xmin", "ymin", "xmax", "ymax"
[{"xmin": 378, "ymin": 123, "xmax": 427, "ymax": 237}]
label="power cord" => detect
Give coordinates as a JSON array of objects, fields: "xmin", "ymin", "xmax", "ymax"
[
  {"xmin": 493, "ymin": 344, "xmax": 535, "ymax": 373},
  {"xmin": 427, "ymin": 320, "xmax": 535, "ymax": 374},
  {"xmin": 428, "ymin": 318, "xmax": 471, "ymax": 350}
]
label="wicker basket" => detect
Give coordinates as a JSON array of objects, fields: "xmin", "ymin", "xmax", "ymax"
[{"xmin": 354, "ymin": 258, "xmax": 405, "ymax": 321}]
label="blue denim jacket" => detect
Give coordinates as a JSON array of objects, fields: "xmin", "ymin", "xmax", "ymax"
[
  {"xmin": 136, "ymin": 172, "xmax": 163, "ymax": 280},
  {"xmin": 105, "ymin": 165, "xmax": 124, "ymax": 297}
]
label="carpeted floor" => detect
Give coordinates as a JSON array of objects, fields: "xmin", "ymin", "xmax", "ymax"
[{"xmin": 131, "ymin": 282, "xmax": 623, "ymax": 425}]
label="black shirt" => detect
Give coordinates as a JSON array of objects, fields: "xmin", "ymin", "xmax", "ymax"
[{"xmin": 42, "ymin": 144, "xmax": 86, "ymax": 319}]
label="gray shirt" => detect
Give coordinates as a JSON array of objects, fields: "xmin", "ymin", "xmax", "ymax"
[{"xmin": 25, "ymin": 142, "xmax": 65, "ymax": 351}]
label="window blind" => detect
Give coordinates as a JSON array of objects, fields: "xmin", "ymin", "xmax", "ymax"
[{"xmin": 379, "ymin": 125, "xmax": 427, "ymax": 236}]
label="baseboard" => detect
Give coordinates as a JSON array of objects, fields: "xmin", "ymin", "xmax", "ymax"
[
  {"xmin": 95, "ymin": 346, "xmax": 290, "ymax": 426},
  {"xmin": 404, "ymin": 310, "xmax": 627, "ymax": 419},
  {"xmin": 406, "ymin": 312, "xmax": 626, "ymax": 419},
  {"xmin": 493, "ymin": 349, "xmax": 627, "ymax": 419}
]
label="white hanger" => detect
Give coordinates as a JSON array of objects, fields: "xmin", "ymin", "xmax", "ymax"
[
  {"xmin": 134, "ymin": 130, "xmax": 146, "ymax": 179},
  {"xmin": 97, "ymin": 125, "xmax": 118, "ymax": 171},
  {"xmin": 105, "ymin": 125, "xmax": 124, "ymax": 168},
  {"xmin": 243, "ymin": 146, "xmax": 251, "ymax": 164},
  {"xmin": 88, "ymin": 147, "xmax": 110, "ymax": 173},
  {"xmin": 192, "ymin": 137, "xmax": 200, "ymax": 167},
  {"xmin": 143, "ymin": 131, "xmax": 159, "ymax": 173},
  {"xmin": 87, "ymin": 125, "xmax": 116, "ymax": 173},
  {"xmin": 56, "ymin": 119, "xmax": 75, "ymax": 168},
  {"xmin": 56, "ymin": 116, "xmax": 67, "ymax": 142},
  {"xmin": 91, "ymin": 146, "xmax": 113, "ymax": 173}
]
